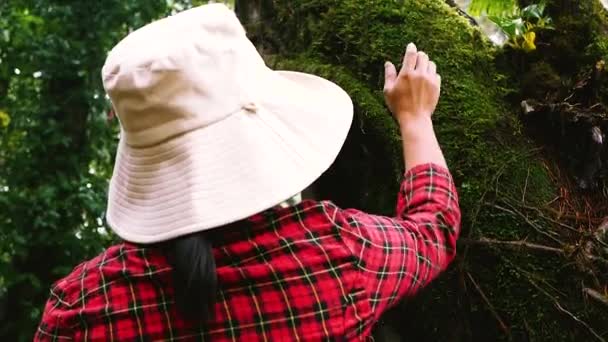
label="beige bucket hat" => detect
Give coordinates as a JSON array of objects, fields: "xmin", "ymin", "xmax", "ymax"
[{"xmin": 101, "ymin": 4, "xmax": 353, "ymax": 243}]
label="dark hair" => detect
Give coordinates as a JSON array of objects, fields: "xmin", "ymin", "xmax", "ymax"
[{"xmin": 166, "ymin": 232, "xmax": 217, "ymax": 321}]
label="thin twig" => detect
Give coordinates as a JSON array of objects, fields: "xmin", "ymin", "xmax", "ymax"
[
  {"xmin": 589, "ymin": 103, "xmax": 603, "ymax": 110},
  {"xmin": 492, "ymin": 148, "xmax": 543, "ymax": 200},
  {"xmin": 491, "ymin": 203, "xmax": 564, "ymax": 244},
  {"xmin": 496, "ymin": 191, "xmax": 580, "ymax": 233},
  {"xmin": 555, "ymin": 301, "xmax": 606, "ymax": 342},
  {"xmin": 460, "ymin": 237, "xmax": 564, "ymax": 254},
  {"xmin": 524, "ymin": 274, "xmax": 606, "ymax": 342},
  {"xmin": 466, "ymin": 272, "xmax": 511, "ymax": 336},
  {"xmin": 563, "ymin": 93, "xmax": 575, "ymax": 102},
  {"xmin": 515, "ymin": 202, "xmax": 579, "ymax": 233},
  {"xmin": 464, "ymin": 160, "xmax": 511, "ymax": 262},
  {"xmin": 584, "ymin": 288, "xmax": 608, "ymax": 308},
  {"xmin": 487, "ymin": 235, "xmax": 606, "ymax": 338},
  {"xmin": 545, "ymin": 195, "xmax": 561, "ymax": 206},
  {"xmin": 510, "ymin": 259, "xmax": 569, "ymax": 298},
  {"xmin": 552, "ymin": 211, "xmax": 605, "ymax": 225},
  {"xmin": 522, "ymin": 167, "xmax": 530, "ymax": 203},
  {"xmin": 523, "ymin": 319, "xmax": 532, "ymax": 341},
  {"xmin": 503, "ymin": 202, "xmax": 563, "ymax": 239},
  {"xmin": 456, "ymin": 262, "xmax": 474, "ymax": 341}
]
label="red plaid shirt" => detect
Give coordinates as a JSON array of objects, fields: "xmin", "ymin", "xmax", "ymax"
[{"xmin": 35, "ymin": 164, "xmax": 460, "ymax": 341}]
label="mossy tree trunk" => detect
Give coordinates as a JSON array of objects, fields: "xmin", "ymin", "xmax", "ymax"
[{"xmin": 239, "ymin": 1, "xmax": 608, "ymax": 341}]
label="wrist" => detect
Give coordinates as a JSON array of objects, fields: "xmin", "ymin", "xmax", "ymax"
[
  {"xmin": 398, "ymin": 116, "xmax": 447, "ymax": 170},
  {"xmin": 398, "ymin": 115, "xmax": 434, "ymax": 138}
]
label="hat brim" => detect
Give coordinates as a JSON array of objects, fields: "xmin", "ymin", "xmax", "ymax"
[{"xmin": 106, "ymin": 70, "xmax": 354, "ymax": 243}]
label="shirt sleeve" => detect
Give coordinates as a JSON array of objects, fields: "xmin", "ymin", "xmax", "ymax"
[
  {"xmin": 333, "ymin": 163, "xmax": 461, "ymax": 321},
  {"xmin": 34, "ymin": 288, "xmax": 75, "ymax": 341}
]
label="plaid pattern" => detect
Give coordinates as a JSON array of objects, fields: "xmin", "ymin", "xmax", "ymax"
[{"xmin": 35, "ymin": 163, "xmax": 460, "ymax": 341}]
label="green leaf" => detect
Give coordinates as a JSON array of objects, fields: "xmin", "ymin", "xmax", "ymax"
[
  {"xmin": 521, "ymin": 3, "xmax": 546, "ymax": 20},
  {"xmin": 0, "ymin": 110, "xmax": 10, "ymax": 128},
  {"xmin": 489, "ymin": 16, "xmax": 525, "ymax": 38},
  {"xmin": 469, "ymin": 0, "xmax": 517, "ymax": 16}
]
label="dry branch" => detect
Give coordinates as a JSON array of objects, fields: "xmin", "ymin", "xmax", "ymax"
[
  {"xmin": 516, "ymin": 203, "xmax": 579, "ymax": 233},
  {"xmin": 460, "ymin": 237, "xmax": 564, "ymax": 254}
]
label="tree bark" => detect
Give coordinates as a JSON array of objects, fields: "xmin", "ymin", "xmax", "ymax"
[
  {"xmin": 235, "ymin": 0, "xmax": 262, "ymax": 27},
  {"xmin": 235, "ymin": 0, "xmax": 276, "ymax": 54}
]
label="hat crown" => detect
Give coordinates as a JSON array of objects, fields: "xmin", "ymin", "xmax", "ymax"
[{"xmin": 102, "ymin": 4, "xmax": 264, "ymax": 147}]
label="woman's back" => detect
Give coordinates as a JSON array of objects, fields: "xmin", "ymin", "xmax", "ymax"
[{"xmin": 36, "ymin": 165, "xmax": 459, "ymax": 341}]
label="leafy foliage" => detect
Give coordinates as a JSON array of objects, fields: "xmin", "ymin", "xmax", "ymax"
[
  {"xmin": 489, "ymin": 3, "xmax": 554, "ymax": 52},
  {"xmin": 0, "ymin": 1, "xmax": 189, "ymax": 339}
]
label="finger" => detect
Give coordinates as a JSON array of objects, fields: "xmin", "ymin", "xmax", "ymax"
[
  {"xmin": 384, "ymin": 61, "xmax": 397, "ymax": 91},
  {"xmin": 428, "ymin": 61, "xmax": 437, "ymax": 74},
  {"xmin": 416, "ymin": 51, "xmax": 429, "ymax": 72},
  {"xmin": 401, "ymin": 42, "xmax": 418, "ymax": 74}
]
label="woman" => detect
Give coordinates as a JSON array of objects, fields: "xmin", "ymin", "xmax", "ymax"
[{"xmin": 35, "ymin": 4, "xmax": 460, "ymax": 341}]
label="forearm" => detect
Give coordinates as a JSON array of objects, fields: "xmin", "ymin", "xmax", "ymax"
[{"xmin": 399, "ymin": 116, "xmax": 447, "ymax": 171}]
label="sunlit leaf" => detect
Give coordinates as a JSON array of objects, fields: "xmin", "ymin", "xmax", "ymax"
[
  {"xmin": 469, "ymin": 0, "xmax": 517, "ymax": 16},
  {"xmin": 0, "ymin": 110, "xmax": 10, "ymax": 128},
  {"xmin": 489, "ymin": 16, "xmax": 525, "ymax": 37},
  {"xmin": 521, "ymin": 3, "xmax": 546, "ymax": 20}
]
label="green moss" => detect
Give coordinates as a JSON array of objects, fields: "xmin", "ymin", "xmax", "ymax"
[
  {"xmin": 521, "ymin": 62, "xmax": 562, "ymax": 100},
  {"xmin": 589, "ymin": 35, "xmax": 608, "ymax": 103},
  {"xmin": 267, "ymin": 56, "xmax": 402, "ymax": 214},
  {"xmin": 259, "ymin": 0, "xmax": 556, "ymax": 216},
  {"xmin": 247, "ymin": 0, "xmax": 608, "ymax": 340}
]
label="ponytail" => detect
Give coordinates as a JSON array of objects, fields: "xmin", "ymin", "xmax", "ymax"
[{"xmin": 166, "ymin": 232, "xmax": 217, "ymax": 321}]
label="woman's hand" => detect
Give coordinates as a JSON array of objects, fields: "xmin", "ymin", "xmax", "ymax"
[
  {"xmin": 383, "ymin": 42, "xmax": 441, "ymax": 129},
  {"xmin": 383, "ymin": 42, "xmax": 447, "ymax": 170}
]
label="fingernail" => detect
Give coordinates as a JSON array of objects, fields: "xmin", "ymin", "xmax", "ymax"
[
  {"xmin": 384, "ymin": 61, "xmax": 390, "ymax": 68},
  {"xmin": 407, "ymin": 42, "xmax": 416, "ymax": 51}
]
